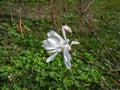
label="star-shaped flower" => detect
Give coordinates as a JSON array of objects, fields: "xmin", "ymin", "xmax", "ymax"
[{"xmin": 42, "ymin": 25, "xmax": 79, "ymax": 69}]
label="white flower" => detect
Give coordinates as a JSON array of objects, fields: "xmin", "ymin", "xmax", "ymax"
[{"xmin": 42, "ymin": 25, "xmax": 79, "ymax": 69}]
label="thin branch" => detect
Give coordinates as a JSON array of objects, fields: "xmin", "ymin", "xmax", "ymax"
[
  {"xmin": 15, "ymin": 8, "xmax": 30, "ymax": 39},
  {"xmin": 73, "ymin": 55, "xmax": 120, "ymax": 73},
  {"xmin": 84, "ymin": 0, "xmax": 95, "ymax": 13},
  {"xmin": 84, "ymin": 16, "xmax": 120, "ymax": 67},
  {"xmin": 73, "ymin": 55, "xmax": 109, "ymax": 72},
  {"xmin": 96, "ymin": 50, "xmax": 114, "ymax": 68},
  {"xmin": 101, "ymin": 76, "xmax": 115, "ymax": 90},
  {"xmin": 110, "ymin": 68, "xmax": 120, "ymax": 73},
  {"xmin": 19, "ymin": 8, "xmax": 24, "ymax": 39},
  {"xmin": 21, "ymin": 21, "xmax": 31, "ymax": 31}
]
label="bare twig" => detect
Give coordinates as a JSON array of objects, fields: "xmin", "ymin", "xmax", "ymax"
[
  {"xmin": 78, "ymin": 0, "xmax": 120, "ymax": 73},
  {"xmin": 73, "ymin": 55, "xmax": 110, "ymax": 72},
  {"xmin": 101, "ymin": 76, "xmax": 115, "ymax": 90},
  {"xmin": 96, "ymin": 50, "xmax": 119, "ymax": 70},
  {"xmin": 19, "ymin": 8, "xmax": 24, "ymax": 39},
  {"xmin": 84, "ymin": 16, "xmax": 120, "ymax": 67},
  {"xmin": 73, "ymin": 54, "xmax": 120, "ymax": 73},
  {"xmin": 110, "ymin": 68, "xmax": 120, "ymax": 73},
  {"xmin": 84, "ymin": 0, "xmax": 95, "ymax": 13},
  {"xmin": 21, "ymin": 21, "xmax": 31, "ymax": 31},
  {"xmin": 16, "ymin": 8, "xmax": 30, "ymax": 39}
]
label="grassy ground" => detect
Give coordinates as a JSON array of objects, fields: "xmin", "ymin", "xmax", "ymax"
[{"xmin": 0, "ymin": 0, "xmax": 120, "ymax": 90}]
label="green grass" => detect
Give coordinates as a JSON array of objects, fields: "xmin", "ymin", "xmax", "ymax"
[{"xmin": 0, "ymin": 0, "xmax": 120, "ymax": 90}]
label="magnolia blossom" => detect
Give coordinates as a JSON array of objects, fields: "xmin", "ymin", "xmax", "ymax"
[{"xmin": 42, "ymin": 25, "xmax": 79, "ymax": 69}]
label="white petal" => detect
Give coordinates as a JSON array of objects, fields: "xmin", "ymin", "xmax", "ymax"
[
  {"xmin": 62, "ymin": 25, "xmax": 72, "ymax": 40},
  {"xmin": 42, "ymin": 44, "xmax": 55, "ymax": 51},
  {"xmin": 47, "ymin": 30, "xmax": 64, "ymax": 43},
  {"xmin": 42, "ymin": 38, "xmax": 64, "ymax": 53},
  {"xmin": 46, "ymin": 51, "xmax": 59, "ymax": 62},
  {"xmin": 47, "ymin": 47, "xmax": 62, "ymax": 53},
  {"xmin": 48, "ymin": 38, "xmax": 58, "ymax": 47},
  {"xmin": 63, "ymin": 49, "xmax": 71, "ymax": 69},
  {"xmin": 42, "ymin": 40, "xmax": 56, "ymax": 51},
  {"xmin": 47, "ymin": 38, "xmax": 63, "ymax": 48},
  {"xmin": 62, "ymin": 25, "xmax": 72, "ymax": 33},
  {"xmin": 42, "ymin": 42, "xmax": 62, "ymax": 53},
  {"xmin": 70, "ymin": 41, "xmax": 80, "ymax": 46},
  {"xmin": 42, "ymin": 40, "xmax": 55, "ymax": 48}
]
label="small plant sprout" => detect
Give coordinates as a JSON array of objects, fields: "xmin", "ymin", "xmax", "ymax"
[{"xmin": 42, "ymin": 25, "xmax": 79, "ymax": 69}]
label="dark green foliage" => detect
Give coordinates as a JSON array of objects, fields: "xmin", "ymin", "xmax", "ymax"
[
  {"xmin": 0, "ymin": 0, "xmax": 120, "ymax": 90},
  {"xmin": 0, "ymin": 21, "xmax": 103, "ymax": 90}
]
